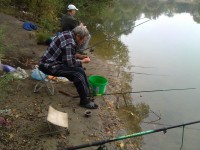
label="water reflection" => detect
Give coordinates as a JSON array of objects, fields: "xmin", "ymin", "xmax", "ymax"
[
  {"xmin": 117, "ymin": 103, "xmax": 150, "ymax": 149},
  {"xmin": 79, "ymin": 0, "xmax": 200, "ymax": 66}
]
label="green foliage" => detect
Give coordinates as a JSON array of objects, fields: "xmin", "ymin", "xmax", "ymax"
[
  {"xmin": 0, "ymin": 73, "xmax": 14, "ymax": 92},
  {"xmin": 0, "ymin": 0, "xmax": 12, "ymax": 7},
  {"xmin": 39, "ymin": 17, "xmax": 56, "ymax": 31},
  {"xmin": 36, "ymin": 31, "xmax": 51, "ymax": 44},
  {"xmin": 0, "ymin": 0, "xmax": 66, "ymax": 32},
  {"xmin": 29, "ymin": 0, "xmax": 65, "ymax": 31},
  {"xmin": 0, "ymin": 0, "xmax": 114, "ymax": 32}
]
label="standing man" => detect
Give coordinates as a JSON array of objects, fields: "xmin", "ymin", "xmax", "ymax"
[
  {"xmin": 39, "ymin": 25, "xmax": 98, "ymax": 109},
  {"xmin": 61, "ymin": 4, "xmax": 91, "ymax": 53}
]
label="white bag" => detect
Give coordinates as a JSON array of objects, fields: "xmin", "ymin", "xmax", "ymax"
[{"xmin": 12, "ymin": 67, "xmax": 29, "ymax": 79}]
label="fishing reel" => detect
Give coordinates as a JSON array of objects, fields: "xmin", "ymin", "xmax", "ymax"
[{"xmin": 97, "ymin": 145, "xmax": 108, "ymax": 150}]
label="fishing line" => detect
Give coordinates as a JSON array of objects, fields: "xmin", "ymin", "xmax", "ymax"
[
  {"xmin": 148, "ymin": 109, "xmax": 161, "ymax": 122},
  {"xmin": 180, "ymin": 125, "xmax": 185, "ymax": 150}
]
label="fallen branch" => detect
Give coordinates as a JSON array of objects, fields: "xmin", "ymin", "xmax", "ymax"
[{"xmin": 59, "ymin": 90, "xmax": 76, "ymax": 97}]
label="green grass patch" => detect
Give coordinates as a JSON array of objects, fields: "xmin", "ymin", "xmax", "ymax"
[
  {"xmin": 36, "ymin": 31, "xmax": 51, "ymax": 44},
  {"xmin": 0, "ymin": 73, "xmax": 15, "ymax": 97}
]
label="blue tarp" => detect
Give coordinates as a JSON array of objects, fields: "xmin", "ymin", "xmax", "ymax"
[{"xmin": 23, "ymin": 22, "xmax": 38, "ymax": 31}]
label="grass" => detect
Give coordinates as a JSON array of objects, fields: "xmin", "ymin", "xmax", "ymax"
[
  {"xmin": 36, "ymin": 31, "xmax": 51, "ymax": 44},
  {"xmin": 0, "ymin": 28, "xmax": 5, "ymax": 57},
  {"xmin": 0, "ymin": 73, "xmax": 15, "ymax": 99},
  {"xmin": 0, "ymin": 27, "xmax": 14, "ymax": 97}
]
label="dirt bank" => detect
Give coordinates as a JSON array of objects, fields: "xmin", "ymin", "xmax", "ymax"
[{"xmin": 0, "ymin": 12, "xmax": 128, "ymax": 150}]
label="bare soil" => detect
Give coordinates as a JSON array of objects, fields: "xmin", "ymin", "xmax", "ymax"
[{"xmin": 0, "ymin": 13, "xmax": 127, "ymax": 150}]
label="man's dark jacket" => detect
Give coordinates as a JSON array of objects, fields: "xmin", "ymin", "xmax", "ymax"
[{"xmin": 61, "ymin": 14, "xmax": 79, "ymax": 31}]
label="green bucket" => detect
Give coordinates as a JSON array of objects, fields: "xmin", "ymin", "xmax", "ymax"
[{"xmin": 89, "ymin": 75, "xmax": 108, "ymax": 95}]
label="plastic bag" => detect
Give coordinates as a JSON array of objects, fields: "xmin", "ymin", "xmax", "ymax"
[
  {"xmin": 12, "ymin": 67, "xmax": 29, "ymax": 79},
  {"xmin": 31, "ymin": 65, "xmax": 47, "ymax": 80},
  {"xmin": 2, "ymin": 64, "xmax": 16, "ymax": 72}
]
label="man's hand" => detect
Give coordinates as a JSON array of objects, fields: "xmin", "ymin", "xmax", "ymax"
[
  {"xmin": 75, "ymin": 53, "xmax": 88, "ymax": 60},
  {"xmin": 81, "ymin": 57, "xmax": 90, "ymax": 63}
]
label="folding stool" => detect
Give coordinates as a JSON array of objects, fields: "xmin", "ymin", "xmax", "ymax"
[
  {"xmin": 39, "ymin": 106, "xmax": 69, "ymax": 136},
  {"xmin": 33, "ymin": 67, "xmax": 55, "ymax": 95}
]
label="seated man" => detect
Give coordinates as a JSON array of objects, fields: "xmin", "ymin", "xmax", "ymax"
[
  {"xmin": 61, "ymin": 4, "xmax": 91, "ymax": 53},
  {"xmin": 39, "ymin": 25, "xmax": 98, "ymax": 109}
]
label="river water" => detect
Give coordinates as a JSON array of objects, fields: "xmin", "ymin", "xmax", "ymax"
[
  {"xmin": 121, "ymin": 13, "xmax": 200, "ymax": 150},
  {"xmin": 86, "ymin": 0, "xmax": 200, "ymax": 149}
]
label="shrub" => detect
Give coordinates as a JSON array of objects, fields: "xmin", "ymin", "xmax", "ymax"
[{"xmin": 36, "ymin": 31, "xmax": 51, "ymax": 44}]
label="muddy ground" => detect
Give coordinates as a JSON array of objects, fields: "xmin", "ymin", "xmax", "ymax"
[{"xmin": 0, "ymin": 13, "xmax": 133, "ymax": 150}]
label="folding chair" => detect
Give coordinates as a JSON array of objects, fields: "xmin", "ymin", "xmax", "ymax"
[
  {"xmin": 39, "ymin": 106, "xmax": 70, "ymax": 136},
  {"xmin": 33, "ymin": 66, "xmax": 55, "ymax": 95}
]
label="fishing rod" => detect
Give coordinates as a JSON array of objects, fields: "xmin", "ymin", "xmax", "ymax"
[
  {"xmin": 124, "ymin": 71, "xmax": 168, "ymax": 76},
  {"xmin": 95, "ymin": 88, "xmax": 196, "ymax": 96},
  {"xmin": 133, "ymin": 65, "xmax": 156, "ymax": 68},
  {"xmin": 84, "ymin": 19, "xmax": 152, "ymax": 51},
  {"xmin": 113, "ymin": 64, "xmax": 156, "ymax": 69},
  {"xmin": 73, "ymin": 88, "xmax": 196, "ymax": 98},
  {"xmin": 64, "ymin": 120, "xmax": 200, "ymax": 150}
]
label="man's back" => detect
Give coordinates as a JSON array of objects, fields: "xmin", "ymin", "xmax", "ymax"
[{"xmin": 61, "ymin": 14, "xmax": 79, "ymax": 31}]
